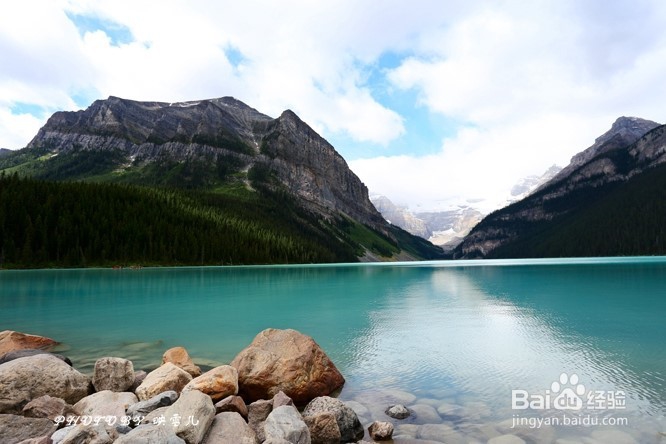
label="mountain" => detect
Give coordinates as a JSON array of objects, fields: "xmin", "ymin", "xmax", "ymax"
[
  {"xmin": 454, "ymin": 117, "xmax": 665, "ymax": 258},
  {"xmin": 0, "ymin": 148, "xmax": 12, "ymax": 158},
  {"xmin": 370, "ymin": 165, "xmax": 559, "ymax": 251},
  {"xmin": 0, "ymin": 96, "xmax": 444, "ymax": 267}
]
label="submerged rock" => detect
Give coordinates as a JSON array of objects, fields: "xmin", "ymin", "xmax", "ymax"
[
  {"xmin": 231, "ymin": 328, "xmax": 344, "ymax": 404},
  {"xmin": 385, "ymin": 403, "xmax": 410, "ymax": 419},
  {"xmin": 0, "ymin": 330, "xmax": 57, "ymax": 355}
]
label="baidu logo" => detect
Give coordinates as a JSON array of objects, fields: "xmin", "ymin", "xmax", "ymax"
[{"xmin": 512, "ymin": 373, "xmax": 626, "ymax": 411}]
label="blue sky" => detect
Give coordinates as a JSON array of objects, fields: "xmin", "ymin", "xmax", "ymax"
[{"xmin": 1, "ymin": 0, "xmax": 665, "ymax": 211}]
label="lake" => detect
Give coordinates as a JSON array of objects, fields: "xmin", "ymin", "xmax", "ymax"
[{"xmin": 1, "ymin": 257, "xmax": 665, "ymax": 443}]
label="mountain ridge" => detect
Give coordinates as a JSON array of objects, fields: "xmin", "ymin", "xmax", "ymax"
[
  {"xmin": 454, "ymin": 116, "xmax": 666, "ymax": 258},
  {"xmin": 1, "ymin": 96, "xmax": 444, "ymax": 266}
]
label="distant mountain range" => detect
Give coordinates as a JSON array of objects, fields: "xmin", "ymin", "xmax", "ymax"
[
  {"xmin": 0, "ymin": 96, "xmax": 444, "ymax": 267},
  {"xmin": 371, "ymin": 165, "xmax": 560, "ymax": 251},
  {"xmin": 454, "ymin": 116, "xmax": 666, "ymax": 258}
]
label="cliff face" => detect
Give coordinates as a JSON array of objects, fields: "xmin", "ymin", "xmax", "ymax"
[
  {"xmin": 24, "ymin": 96, "xmax": 385, "ymax": 229},
  {"xmin": 455, "ymin": 117, "xmax": 665, "ymax": 258}
]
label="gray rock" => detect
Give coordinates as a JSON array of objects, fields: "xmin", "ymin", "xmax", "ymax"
[
  {"xmin": 264, "ymin": 405, "xmax": 311, "ymax": 444},
  {"xmin": 92, "ymin": 357, "xmax": 135, "ymax": 392},
  {"xmin": 50, "ymin": 426, "xmax": 76, "ymax": 444},
  {"xmin": 488, "ymin": 435, "xmax": 527, "ymax": 444},
  {"xmin": 0, "ymin": 414, "xmax": 58, "ymax": 444},
  {"xmin": 368, "ymin": 421, "xmax": 394, "ymax": 440},
  {"xmin": 272, "ymin": 390, "xmax": 295, "ymax": 409},
  {"xmin": 0, "ymin": 349, "xmax": 72, "ymax": 366},
  {"xmin": 163, "ymin": 389, "xmax": 215, "ymax": 444},
  {"xmin": 72, "ymin": 390, "xmax": 138, "ymax": 422},
  {"xmin": 417, "ymin": 423, "xmax": 465, "ymax": 443},
  {"xmin": 131, "ymin": 370, "xmax": 148, "ymax": 392},
  {"xmin": 22, "ymin": 395, "xmax": 74, "ymax": 421},
  {"xmin": 408, "ymin": 403, "xmax": 442, "ymax": 424},
  {"xmin": 385, "ymin": 403, "xmax": 410, "ymax": 419},
  {"xmin": 302, "ymin": 396, "xmax": 364, "ymax": 443},
  {"xmin": 15, "ymin": 436, "xmax": 51, "ymax": 444},
  {"xmin": 136, "ymin": 363, "xmax": 192, "ymax": 401},
  {"xmin": 127, "ymin": 390, "xmax": 179, "ymax": 418},
  {"xmin": 202, "ymin": 412, "xmax": 257, "ymax": 444},
  {"xmin": 0, "ymin": 354, "xmax": 91, "ymax": 413},
  {"xmin": 248, "ymin": 398, "xmax": 273, "ymax": 442},
  {"xmin": 141, "ymin": 406, "xmax": 170, "ymax": 425},
  {"xmin": 303, "ymin": 411, "xmax": 340, "ymax": 444},
  {"xmin": 214, "ymin": 395, "xmax": 248, "ymax": 419},
  {"xmin": 114, "ymin": 423, "xmax": 186, "ymax": 443}
]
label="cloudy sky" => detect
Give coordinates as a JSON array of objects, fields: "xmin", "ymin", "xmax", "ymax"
[{"xmin": 2, "ymin": 0, "xmax": 665, "ymax": 211}]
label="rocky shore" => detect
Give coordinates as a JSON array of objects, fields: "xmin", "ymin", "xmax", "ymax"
[{"xmin": 0, "ymin": 328, "xmax": 398, "ymax": 444}]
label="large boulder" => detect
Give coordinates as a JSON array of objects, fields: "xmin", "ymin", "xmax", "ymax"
[
  {"xmin": 115, "ymin": 423, "xmax": 186, "ymax": 444},
  {"xmin": 0, "ymin": 354, "xmax": 90, "ymax": 413},
  {"xmin": 182, "ymin": 365, "xmax": 238, "ymax": 402},
  {"xmin": 0, "ymin": 414, "xmax": 58, "ymax": 444},
  {"xmin": 202, "ymin": 412, "xmax": 258, "ymax": 444},
  {"xmin": 264, "ymin": 405, "xmax": 311, "ymax": 444},
  {"xmin": 92, "ymin": 357, "xmax": 135, "ymax": 392},
  {"xmin": 163, "ymin": 347, "xmax": 201, "ymax": 377},
  {"xmin": 231, "ymin": 329, "xmax": 344, "ymax": 404},
  {"xmin": 0, "ymin": 330, "xmax": 57, "ymax": 355},
  {"xmin": 302, "ymin": 396, "xmax": 364, "ymax": 443},
  {"xmin": 162, "ymin": 389, "xmax": 215, "ymax": 444},
  {"xmin": 22, "ymin": 395, "xmax": 75, "ymax": 421},
  {"xmin": 135, "ymin": 363, "xmax": 192, "ymax": 401}
]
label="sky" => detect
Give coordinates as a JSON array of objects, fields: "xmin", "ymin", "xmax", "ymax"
[{"xmin": 2, "ymin": 0, "xmax": 666, "ymax": 212}]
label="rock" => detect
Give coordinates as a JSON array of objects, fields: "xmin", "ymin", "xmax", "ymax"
[
  {"xmin": 163, "ymin": 347, "xmax": 202, "ymax": 377},
  {"xmin": 343, "ymin": 400, "xmax": 369, "ymax": 418},
  {"xmin": 59, "ymin": 424, "xmax": 117, "ymax": 444},
  {"xmin": 231, "ymin": 328, "xmax": 344, "ymax": 404},
  {"xmin": 214, "ymin": 395, "xmax": 248, "ymax": 419},
  {"xmin": 248, "ymin": 399, "xmax": 273, "ymax": 442},
  {"xmin": 488, "ymin": 435, "xmax": 527, "ymax": 444},
  {"xmin": 368, "ymin": 421, "xmax": 394, "ymax": 440},
  {"xmin": 264, "ymin": 405, "xmax": 311, "ymax": 444},
  {"xmin": 182, "ymin": 365, "xmax": 238, "ymax": 402},
  {"xmin": 0, "ymin": 331, "xmax": 57, "ymax": 355},
  {"xmin": 590, "ymin": 429, "xmax": 638, "ymax": 444},
  {"xmin": 202, "ymin": 412, "xmax": 257, "ymax": 444},
  {"xmin": 263, "ymin": 439, "xmax": 292, "ymax": 444},
  {"xmin": 303, "ymin": 412, "xmax": 340, "ymax": 444},
  {"xmin": 92, "ymin": 357, "xmax": 135, "ymax": 392},
  {"xmin": 127, "ymin": 390, "xmax": 179, "ymax": 418},
  {"xmin": 15, "ymin": 436, "xmax": 51, "ymax": 444},
  {"xmin": 0, "ymin": 349, "xmax": 72, "ymax": 366},
  {"xmin": 136, "ymin": 362, "xmax": 192, "ymax": 401},
  {"xmin": 272, "ymin": 390, "xmax": 295, "ymax": 409},
  {"xmin": 385, "ymin": 404, "xmax": 410, "ymax": 419},
  {"xmin": 142, "ymin": 406, "xmax": 170, "ymax": 425},
  {"xmin": 50, "ymin": 426, "xmax": 75, "ymax": 444},
  {"xmin": 22, "ymin": 395, "xmax": 74, "ymax": 421},
  {"xmin": 417, "ymin": 424, "xmax": 464, "ymax": 443},
  {"xmin": 163, "ymin": 389, "xmax": 215, "ymax": 444},
  {"xmin": 408, "ymin": 403, "xmax": 442, "ymax": 424},
  {"xmin": 0, "ymin": 414, "xmax": 58, "ymax": 444},
  {"xmin": 302, "ymin": 396, "xmax": 364, "ymax": 443},
  {"xmin": 0, "ymin": 354, "xmax": 90, "ymax": 413},
  {"xmin": 73, "ymin": 390, "xmax": 138, "ymax": 425},
  {"xmin": 130, "ymin": 370, "xmax": 148, "ymax": 392},
  {"xmin": 115, "ymin": 423, "xmax": 186, "ymax": 443}
]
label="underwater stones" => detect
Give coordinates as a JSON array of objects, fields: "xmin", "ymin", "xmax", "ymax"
[{"xmin": 385, "ymin": 403, "xmax": 411, "ymax": 419}]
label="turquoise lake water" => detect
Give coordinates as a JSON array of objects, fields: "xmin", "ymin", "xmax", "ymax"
[{"xmin": 1, "ymin": 257, "xmax": 665, "ymax": 442}]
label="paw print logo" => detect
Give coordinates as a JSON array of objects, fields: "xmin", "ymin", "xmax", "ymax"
[{"xmin": 552, "ymin": 372, "xmax": 586, "ymax": 410}]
